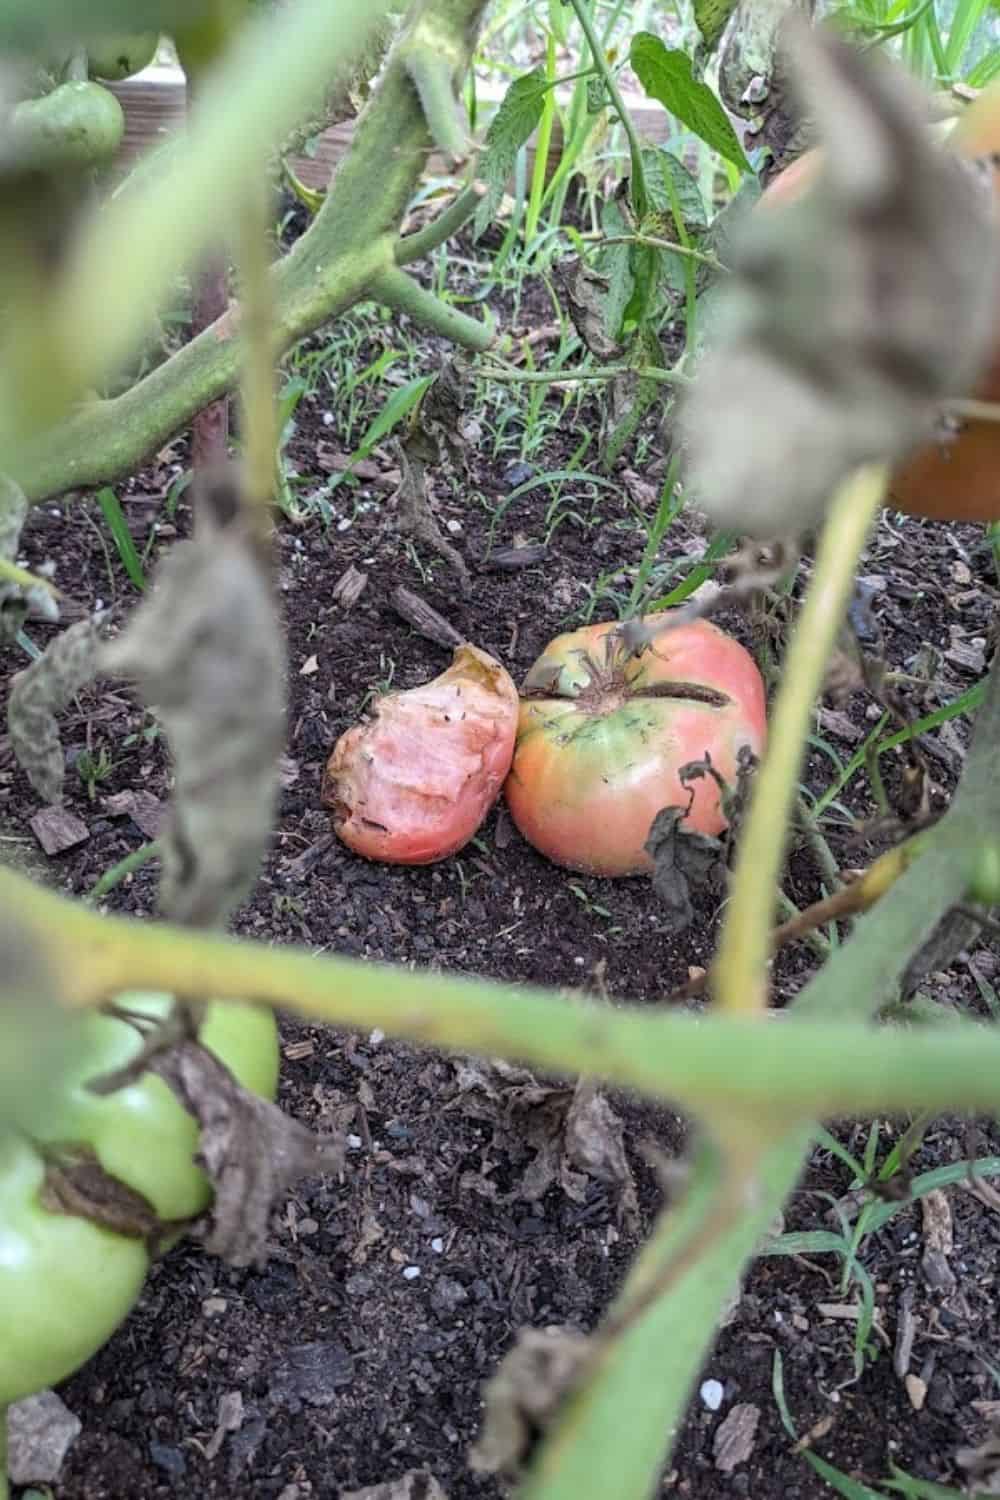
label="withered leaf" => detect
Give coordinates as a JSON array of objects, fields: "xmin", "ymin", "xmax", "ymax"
[
  {"xmin": 102, "ymin": 526, "xmax": 286, "ymax": 928},
  {"xmin": 151, "ymin": 1040, "xmax": 344, "ymax": 1269},
  {"xmin": 39, "ymin": 1143, "xmax": 161, "ymax": 1241},
  {"xmin": 644, "ymin": 804, "xmax": 726, "ymax": 934},
  {"xmin": 469, "ymin": 1326, "xmax": 590, "ymax": 1477},
  {"xmin": 680, "ymin": 20, "xmax": 1000, "ymax": 539},
  {"xmin": 452, "ymin": 1060, "xmax": 637, "ymax": 1222},
  {"xmin": 9, "ymin": 615, "xmax": 105, "ymax": 803}
]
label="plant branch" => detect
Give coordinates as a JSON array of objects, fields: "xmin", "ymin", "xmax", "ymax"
[
  {"xmin": 10, "ymin": 0, "xmax": 495, "ymax": 504},
  {"xmin": 394, "ymin": 182, "xmax": 486, "ymax": 266},
  {"xmin": 565, "ymin": 0, "xmax": 648, "ymax": 217},
  {"xmin": 476, "ymin": 361, "xmax": 691, "ymax": 386},
  {"xmin": 235, "ymin": 180, "xmax": 279, "ymax": 527},
  {"xmin": 370, "ymin": 265, "xmax": 495, "ymax": 348},
  {"xmin": 583, "ymin": 231, "xmax": 725, "ymax": 272},
  {"xmin": 399, "ymin": 20, "xmax": 469, "ymax": 162},
  {"xmin": 711, "ymin": 464, "xmax": 888, "ymax": 1015},
  {"xmin": 7, "ymin": 858, "xmax": 1000, "ymax": 1120}
]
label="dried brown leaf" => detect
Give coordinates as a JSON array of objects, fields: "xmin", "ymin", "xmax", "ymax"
[
  {"xmin": 8, "ymin": 616, "xmax": 104, "ymax": 803},
  {"xmin": 469, "ymin": 1326, "xmax": 590, "ymax": 1477},
  {"xmin": 102, "ymin": 522, "xmax": 286, "ymax": 928},
  {"xmin": 151, "ymin": 1041, "xmax": 344, "ymax": 1268}
]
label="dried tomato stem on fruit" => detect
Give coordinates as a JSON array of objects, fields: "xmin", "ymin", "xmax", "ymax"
[{"xmin": 504, "ymin": 614, "xmax": 767, "ymax": 878}]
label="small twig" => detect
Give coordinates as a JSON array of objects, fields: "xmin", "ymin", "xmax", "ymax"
[{"xmin": 391, "ymin": 584, "xmax": 464, "ymax": 650}]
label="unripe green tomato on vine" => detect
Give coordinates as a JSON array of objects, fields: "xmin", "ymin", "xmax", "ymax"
[
  {"xmin": 0, "ymin": 994, "xmax": 279, "ymax": 1407},
  {"xmin": 11, "ymin": 81, "xmax": 125, "ymax": 167},
  {"xmin": 23, "ymin": 993, "xmax": 280, "ymax": 1220},
  {"xmin": 0, "ymin": 1129, "xmax": 151, "ymax": 1405},
  {"xmin": 87, "ymin": 32, "xmax": 160, "ymax": 82}
]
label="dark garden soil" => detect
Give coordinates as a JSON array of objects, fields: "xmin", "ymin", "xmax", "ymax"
[{"xmin": 4, "ymin": 243, "xmax": 1000, "ymax": 1499}]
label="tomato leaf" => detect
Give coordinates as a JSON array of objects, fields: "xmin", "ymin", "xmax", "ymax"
[
  {"xmin": 630, "ymin": 32, "xmax": 751, "ymax": 173},
  {"xmin": 694, "ymin": 0, "xmax": 739, "ymax": 54},
  {"xmin": 474, "ymin": 69, "xmax": 549, "ymax": 238},
  {"xmin": 643, "ymin": 805, "xmax": 726, "ymax": 934}
]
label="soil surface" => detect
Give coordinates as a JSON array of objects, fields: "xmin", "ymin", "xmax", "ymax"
[{"xmin": 4, "ymin": 224, "xmax": 1000, "ymax": 1500}]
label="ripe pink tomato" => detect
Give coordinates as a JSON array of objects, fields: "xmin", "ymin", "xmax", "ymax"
[
  {"xmin": 504, "ymin": 614, "xmax": 767, "ymax": 877},
  {"xmin": 323, "ymin": 643, "xmax": 519, "ymax": 865}
]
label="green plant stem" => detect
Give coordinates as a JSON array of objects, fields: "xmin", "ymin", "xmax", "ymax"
[
  {"xmin": 524, "ymin": 28, "xmax": 557, "ymax": 245},
  {"xmin": 1, "ymin": 0, "xmax": 390, "ymax": 457},
  {"xmin": 565, "ymin": 0, "xmax": 648, "ymax": 216},
  {"xmin": 394, "ymin": 182, "xmax": 486, "ymax": 266},
  {"xmin": 370, "ymin": 265, "xmax": 494, "ymax": 347},
  {"xmin": 235, "ymin": 182, "xmax": 279, "ymax": 526},
  {"xmin": 584, "ymin": 231, "xmax": 724, "ymax": 271},
  {"xmin": 7, "ymin": 859, "xmax": 1000, "ymax": 1120},
  {"xmin": 10, "ymin": 0, "xmax": 494, "ymax": 503},
  {"xmin": 712, "ymin": 465, "xmax": 888, "ymax": 1016},
  {"xmin": 399, "ymin": 28, "xmax": 468, "ymax": 161},
  {"xmin": 477, "ymin": 361, "xmax": 691, "ymax": 386},
  {"xmin": 85, "ymin": 841, "xmax": 162, "ymax": 904}
]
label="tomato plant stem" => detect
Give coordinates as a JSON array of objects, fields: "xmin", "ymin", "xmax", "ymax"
[
  {"xmin": 235, "ymin": 178, "xmax": 279, "ymax": 536},
  {"xmin": 711, "ymin": 464, "xmax": 889, "ymax": 1016}
]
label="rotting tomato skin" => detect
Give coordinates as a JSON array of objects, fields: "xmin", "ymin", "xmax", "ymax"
[
  {"xmin": 323, "ymin": 643, "xmax": 519, "ymax": 865},
  {"xmin": 0, "ymin": 1130, "xmax": 150, "ymax": 1405},
  {"xmin": 504, "ymin": 615, "xmax": 767, "ymax": 878},
  {"xmin": 21, "ymin": 994, "xmax": 279, "ymax": 1222}
]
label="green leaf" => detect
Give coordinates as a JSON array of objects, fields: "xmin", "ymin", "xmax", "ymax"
[
  {"xmin": 642, "ymin": 147, "xmax": 708, "ymax": 231},
  {"xmin": 325, "ymin": 373, "xmax": 433, "ymax": 490},
  {"xmin": 474, "ymin": 69, "xmax": 549, "ymax": 238},
  {"xmin": 599, "ymin": 196, "xmax": 634, "ymax": 342},
  {"xmin": 694, "ymin": 0, "xmax": 738, "ymax": 54},
  {"xmin": 629, "ymin": 32, "xmax": 750, "ymax": 173},
  {"xmin": 96, "ymin": 486, "xmax": 146, "ymax": 591}
]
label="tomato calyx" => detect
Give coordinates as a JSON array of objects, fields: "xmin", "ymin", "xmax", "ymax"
[{"xmin": 521, "ymin": 638, "xmax": 732, "ymax": 715}]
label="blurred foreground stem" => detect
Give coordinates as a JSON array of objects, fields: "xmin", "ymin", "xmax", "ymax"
[{"xmin": 712, "ymin": 465, "xmax": 888, "ymax": 1016}]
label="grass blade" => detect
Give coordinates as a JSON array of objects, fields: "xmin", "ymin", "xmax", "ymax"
[{"xmin": 95, "ymin": 486, "xmax": 146, "ymax": 591}]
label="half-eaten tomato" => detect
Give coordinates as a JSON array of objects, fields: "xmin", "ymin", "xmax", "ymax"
[
  {"xmin": 504, "ymin": 614, "xmax": 767, "ymax": 877},
  {"xmin": 323, "ymin": 643, "xmax": 519, "ymax": 865}
]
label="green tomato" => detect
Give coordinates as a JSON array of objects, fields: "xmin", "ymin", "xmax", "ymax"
[
  {"xmin": 11, "ymin": 81, "xmax": 125, "ymax": 168},
  {"xmin": 0, "ymin": 1131, "xmax": 150, "ymax": 1406},
  {"xmin": 24, "ymin": 994, "xmax": 280, "ymax": 1221},
  {"xmin": 87, "ymin": 32, "xmax": 159, "ymax": 82}
]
